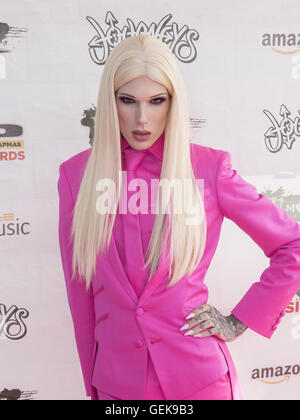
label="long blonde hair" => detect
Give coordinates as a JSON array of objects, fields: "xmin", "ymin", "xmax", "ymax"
[{"xmin": 71, "ymin": 34, "xmax": 207, "ymax": 291}]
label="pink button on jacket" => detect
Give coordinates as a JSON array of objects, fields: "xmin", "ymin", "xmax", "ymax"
[{"xmin": 57, "ymin": 139, "xmax": 300, "ymax": 400}]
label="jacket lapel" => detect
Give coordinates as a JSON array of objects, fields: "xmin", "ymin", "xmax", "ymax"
[
  {"xmin": 137, "ymin": 222, "xmax": 170, "ymax": 305},
  {"xmin": 106, "ymin": 213, "xmax": 170, "ymax": 306},
  {"xmin": 107, "ymin": 228, "xmax": 138, "ymax": 304}
]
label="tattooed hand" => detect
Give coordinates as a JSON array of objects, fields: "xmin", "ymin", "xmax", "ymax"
[{"xmin": 180, "ymin": 304, "xmax": 248, "ymax": 342}]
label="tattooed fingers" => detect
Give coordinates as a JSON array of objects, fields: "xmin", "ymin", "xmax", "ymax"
[
  {"xmin": 185, "ymin": 303, "xmax": 212, "ymax": 320},
  {"xmin": 180, "ymin": 315, "xmax": 216, "ymax": 337},
  {"xmin": 180, "ymin": 304, "xmax": 248, "ymax": 342},
  {"xmin": 180, "ymin": 312, "xmax": 210, "ymax": 332}
]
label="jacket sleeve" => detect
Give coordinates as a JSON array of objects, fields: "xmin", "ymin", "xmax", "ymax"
[
  {"xmin": 57, "ymin": 163, "xmax": 98, "ymax": 399},
  {"xmin": 215, "ymin": 150, "xmax": 300, "ymax": 339}
]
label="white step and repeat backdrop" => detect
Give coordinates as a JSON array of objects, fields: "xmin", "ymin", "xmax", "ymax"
[{"xmin": 1, "ymin": 0, "xmax": 300, "ymax": 400}]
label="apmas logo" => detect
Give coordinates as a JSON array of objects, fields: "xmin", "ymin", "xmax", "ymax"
[
  {"xmin": 0, "ymin": 125, "xmax": 25, "ymax": 163},
  {"xmin": 87, "ymin": 11, "xmax": 199, "ymax": 65}
]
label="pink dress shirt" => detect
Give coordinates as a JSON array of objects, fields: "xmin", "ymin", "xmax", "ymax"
[{"xmin": 114, "ymin": 132, "xmax": 165, "ymax": 297}]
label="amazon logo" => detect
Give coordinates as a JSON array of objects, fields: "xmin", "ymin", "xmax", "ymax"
[
  {"xmin": 262, "ymin": 33, "xmax": 300, "ymax": 54},
  {"xmin": 251, "ymin": 364, "xmax": 300, "ymax": 384}
]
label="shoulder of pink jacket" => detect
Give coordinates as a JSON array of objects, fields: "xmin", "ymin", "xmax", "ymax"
[
  {"xmin": 59, "ymin": 146, "xmax": 92, "ymax": 174},
  {"xmin": 189, "ymin": 142, "xmax": 228, "ymax": 180},
  {"xmin": 58, "ymin": 147, "xmax": 92, "ymax": 198}
]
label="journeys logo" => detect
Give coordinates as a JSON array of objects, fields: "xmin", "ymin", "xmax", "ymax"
[
  {"xmin": 261, "ymin": 104, "xmax": 300, "ymax": 222},
  {"xmin": 0, "ymin": 303, "xmax": 29, "ymax": 340},
  {"xmin": 252, "ymin": 362, "xmax": 300, "ymax": 384},
  {"xmin": 262, "ymin": 33, "xmax": 300, "ymax": 55},
  {"xmin": 0, "ymin": 213, "xmax": 30, "ymax": 236},
  {"xmin": 263, "ymin": 105, "xmax": 300, "ymax": 153},
  {"xmin": 87, "ymin": 11, "xmax": 199, "ymax": 65}
]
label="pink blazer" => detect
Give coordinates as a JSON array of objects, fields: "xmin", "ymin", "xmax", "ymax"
[{"xmin": 57, "ymin": 143, "xmax": 300, "ymax": 400}]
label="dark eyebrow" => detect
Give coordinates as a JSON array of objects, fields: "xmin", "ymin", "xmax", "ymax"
[{"xmin": 116, "ymin": 93, "xmax": 167, "ymax": 99}]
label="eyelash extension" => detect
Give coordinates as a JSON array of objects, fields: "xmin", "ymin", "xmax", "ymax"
[{"xmin": 119, "ymin": 96, "xmax": 166, "ymax": 104}]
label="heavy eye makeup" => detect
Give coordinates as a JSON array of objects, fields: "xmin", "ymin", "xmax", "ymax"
[{"xmin": 117, "ymin": 95, "xmax": 167, "ymax": 105}]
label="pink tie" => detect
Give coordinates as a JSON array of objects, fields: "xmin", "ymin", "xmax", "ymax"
[{"xmin": 122, "ymin": 147, "xmax": 150, "ymax": 298}]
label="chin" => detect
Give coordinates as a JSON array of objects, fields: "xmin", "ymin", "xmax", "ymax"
[{"xmin": 130, "ymin": 137, "xmax": 154, "ymax": 150}]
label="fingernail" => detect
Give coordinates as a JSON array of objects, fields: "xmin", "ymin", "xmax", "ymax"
[
  {"xmin": 180, "ymin": 323, "xmax": 189, "ymax": 331},
  {"xmin": 184, "ymin": 329, "xmax": 194, "ymax": 336},
  {"xmin": 185, "ymin": 312, "xmax": 195, "ymax": 320}
]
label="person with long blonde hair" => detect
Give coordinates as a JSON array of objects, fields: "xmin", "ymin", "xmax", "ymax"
[{"xmin": 57, "ymin": 34, "xmax": 300, "ymax": 400}]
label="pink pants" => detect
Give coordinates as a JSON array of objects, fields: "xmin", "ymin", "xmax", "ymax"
[{"xmin": 96, "ymin": 351, "xmax": 233, "ymax": 400}]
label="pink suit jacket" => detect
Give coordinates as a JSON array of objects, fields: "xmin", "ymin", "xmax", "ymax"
[{"xmin": 57, "ymin": 142, "xmax": 300, "ymax": 400}]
